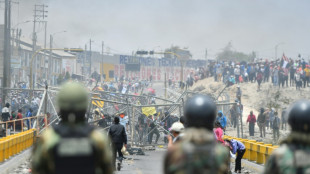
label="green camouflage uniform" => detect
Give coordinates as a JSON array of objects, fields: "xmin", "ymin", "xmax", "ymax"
[
  {"xmin": 264, "ymin": 132, "xmax": 310, "ymax": 174},
  {"xmin": 32, "ymin": 125, "xmax": 113, "ymax": 174},
  {"xmin": 164, "ymin": 128, "xmax": 230, "ymax": 174}
]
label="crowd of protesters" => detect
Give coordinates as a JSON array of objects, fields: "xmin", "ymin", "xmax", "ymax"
[
  {"xmin": 0, "ymin": 90, "xmax": 45, "ymax": 135},
  {"xmin": 206, "ymin": 57, "xmax": 310, "ymax": 90}
]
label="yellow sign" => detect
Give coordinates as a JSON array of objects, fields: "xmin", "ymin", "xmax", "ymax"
[
  {"xmin": 92, "ymin": 99, "xmax": 104, "ymax": 108},
  {"xmin": 142, "ymin": 107, "xmax": 157, "ymax": 116}
]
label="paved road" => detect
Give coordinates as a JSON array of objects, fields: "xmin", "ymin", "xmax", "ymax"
[{"xmin": 117, "ymin": 148, "xmax": 166, "ymax": 174}]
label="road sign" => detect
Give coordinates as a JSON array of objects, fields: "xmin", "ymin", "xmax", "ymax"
[{"xmin": 11, "ymin": 56, "xmax": 21, "ymax": 69}]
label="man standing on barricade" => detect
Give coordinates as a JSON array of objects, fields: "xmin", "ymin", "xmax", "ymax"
[{"xmin": 164, "ymin": 95, "xmax": 229, "ymax": 174}]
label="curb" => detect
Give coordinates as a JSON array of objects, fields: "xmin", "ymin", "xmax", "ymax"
[{"xmin": 0, "ymin": 148, "xmax": 32, "ymax": 174}]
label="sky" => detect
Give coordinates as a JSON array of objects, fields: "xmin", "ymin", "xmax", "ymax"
[{"xmin": 1, "ymin": 0, "xmax": 310, "ymax": 59}]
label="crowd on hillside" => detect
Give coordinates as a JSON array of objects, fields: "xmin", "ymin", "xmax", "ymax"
[{"xmin": 206, "ymin": 57, "xmax": 310, "ymax": 90}]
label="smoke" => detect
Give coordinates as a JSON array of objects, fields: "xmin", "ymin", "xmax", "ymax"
[{"xmin": 2, "ymin": 0, "xmax": 310, "ymax": 59}]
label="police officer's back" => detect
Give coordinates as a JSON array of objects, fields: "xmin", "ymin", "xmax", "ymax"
[
  {"xmin": 32, "ymin": 82, "xmax": 113, "ymax": 174},
  {"xmin": 264, "ymin": 100, "xmax": 310, "ymax": 174},
  {"xmin": 164, "ymin": 95, "xmax": 229, "ymax": 174}
]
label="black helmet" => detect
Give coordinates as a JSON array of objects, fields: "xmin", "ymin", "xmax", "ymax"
[
  {"xmin": 5, "ymin": 103, "xmax": 10, "ymax": 108},
  {"xmin": 288, "ymin": 100, "xmax": 310, "ymax": 132},
  {"xmin": 184, "ymin": 95, "xmax": 217, "ymax": 130}
]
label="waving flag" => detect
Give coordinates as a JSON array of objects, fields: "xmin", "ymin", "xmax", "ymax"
[{"xmin": 282, "ymin": 53, "xmax": 289, "ymax": 68}]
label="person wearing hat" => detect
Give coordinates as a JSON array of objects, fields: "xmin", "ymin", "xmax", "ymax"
[
  {"xmin": 119, "ymin": 112, "xmax": 129, "ymax": 133},
  {"xmin": 1, "ymin": 103, "xmax": 10, "ymax": 122},
  {"xmin": 167, "ymin": 122, "xmax": 184, "ymax": 148}
]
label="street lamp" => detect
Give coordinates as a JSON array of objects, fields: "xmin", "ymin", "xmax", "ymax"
[
  {"xmin": 12, "ymin": 20, "xmax": 31, "ymax": 29},
  {"xmin": 275, "ymin": 42, "xmax": 285, "ymax": 60}
]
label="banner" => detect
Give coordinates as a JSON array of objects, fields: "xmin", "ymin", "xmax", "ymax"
[{"xmin": 142, "ymin": 107, "xmax": 157, "ymax": 116}]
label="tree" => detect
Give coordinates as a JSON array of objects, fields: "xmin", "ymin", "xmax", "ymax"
[
  {"xmin": 57, "ymin": 74, "xmax": 64, "ymax": 85},
  {"xmin": 217, "ymin": 42, "xmax": 256, "ymax": 62},
  {"xmin": 65, "ymin": 72, "xmax": 71, "ymax": 80}
]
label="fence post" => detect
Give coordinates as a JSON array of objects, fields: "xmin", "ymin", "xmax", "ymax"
[
  {"xmin": 131, "ymin": 107, "xmax": 135, "ymax": 146},
  {"xmin": 236, "ymin": 103, "xmax": 240, "ymax": 138},
  {"xmin": 126, "ymin": 98, "xmax": 132, "ymax": 140}
]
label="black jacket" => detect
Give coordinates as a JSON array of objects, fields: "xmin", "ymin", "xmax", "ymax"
[{"xmin": 109, "ymin": 123, "xmax": 127, "ymax": 144}]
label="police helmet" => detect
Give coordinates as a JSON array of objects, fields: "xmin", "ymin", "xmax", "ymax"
[
  {"xmin": 288, "ymin": 100, "xmax": 310, "ymax": 132},
  {"xmin": 184, "ymin": 95, "xmax": 217, "ymax": 130},
  {"xmin": 57, "ymin": 82, "xmax": 89, "ymax": 123}
]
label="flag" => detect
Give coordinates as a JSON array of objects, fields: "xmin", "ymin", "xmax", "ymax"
[{"xmin": 282, "ymin": 53, "xmax": 289, "ymax": 68}]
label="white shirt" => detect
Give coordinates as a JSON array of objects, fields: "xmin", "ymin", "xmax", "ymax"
[{"xmin": 2, "ymin": 107, "xmax": 9, "ymax": 113}]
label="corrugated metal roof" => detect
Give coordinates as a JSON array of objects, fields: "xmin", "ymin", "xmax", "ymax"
[{"xmin": 18, "ymin": 37, "xmax": 75, "ymax": 59}]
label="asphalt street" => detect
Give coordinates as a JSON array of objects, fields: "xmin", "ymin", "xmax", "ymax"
[{"xmin": 116, "ymin": 148, "xmax": 166, "ymax": 174}]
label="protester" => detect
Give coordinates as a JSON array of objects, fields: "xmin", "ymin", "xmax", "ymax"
[
  {"xmin": 256, "ymin": 70, "xmax": 263, "ymax": 91},
  {"xmin": 230, "ymin": 103, "xmax": 239, "ymax": 129},
  {"xmin": 281, "ymin": 108, "xmax": 287, "ymax": 130},
  {"xmin": 148, "ymin": 114, "xmax": 160, "ymax": 144},
  {"xmin": 1, "ymin": 103, "xmax": 10, "ymax": 122},
  {"xmin": 26, "ymin": 108, "xmax": 33, "ymax": 130},
  {"xmin": 109, "ymin": 116, "xmax": 127, "ymax": 167},
  {"xmin": 16, "ymin": 109, "xmax": 23, "ymax": 131},
  {"xmin": 257, "ymin": 108, "xmax": 266, "ymax": 138},
  {"xmin": 119, "ymin": 113, "xmax": 129, "ymax": 133},
  {"xmin": 273, "ymin": 112, "xmax": 281, "ymax": 142},
  {"xmin": 269, "ymin": 108, "xmax": 275, "ymax": 130},
  {"xmin": 225, "ymin": 139, "xmax": 246, "ymax": 173},
  {"xmin": 236, "ymin": 86, "xmax": 242, "ymax": 103},
  {"xmin": 213, "ymin": 121, "xmax": 224, "ymax": 143},
  {"xmin": 167, "ymin": 122, "xmax": 184, "ymax": 148},
  {"xmin": 216, "ymin": 111, "xmax": 227, "ymax": 131},
  {"xmin": 246, "ymin": 111, "xmax": 256, "ymax": 136}
]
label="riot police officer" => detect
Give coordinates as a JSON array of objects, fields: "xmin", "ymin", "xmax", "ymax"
[
  {"xmin": 264, "ymin": 100, "xmax": 310, "ymax": 173},
  {"xmin": 164, "ymin": 95, "xmax": 229, "ymax": 174},
  {"xmin": 32, "ymin": 82, "xmax": 113, "ymax": 174}
]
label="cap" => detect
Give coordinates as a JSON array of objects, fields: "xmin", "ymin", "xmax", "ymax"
[{"xmin": 170, "ymin": 122, "xmax": 185, "ymax": 132}]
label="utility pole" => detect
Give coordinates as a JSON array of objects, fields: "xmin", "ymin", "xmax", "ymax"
[
  {"xmin": 89, "ymin": 39, "xmax": 92, "ymax": 76},
  {"xmin": 49, "ymin": 34, "xmax": 53, "ymax": 85},
  {"xmin": 3, "ymin": 0, "xmax": 11, "ymax": 105},
  {"xmin": 101, "ymin": 41, "xmax": 104, "ymax": 81},
  {"xmin": 84, "ymin": 44, "xmax": 87, "ymax": 77},
  {"xmin": 31, "ymin": 4, "xmax": 48, "ymax": 89}
]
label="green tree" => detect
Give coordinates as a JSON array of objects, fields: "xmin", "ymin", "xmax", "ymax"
[
  {"xmin": 65, "ymin": 71, "xmax": 70, "ymax": 80},
  {"xmin": 57, "ymin": 74, "xmax": 64, "ymax": 85}
]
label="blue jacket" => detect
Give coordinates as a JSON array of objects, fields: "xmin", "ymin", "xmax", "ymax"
[
  {"xmin": 216, "ymin": 111, "xmax": 227, "ymax": 128},
  {"xmin": 231, "ymin": 139, "xmax": 245, "ymax": 154}
]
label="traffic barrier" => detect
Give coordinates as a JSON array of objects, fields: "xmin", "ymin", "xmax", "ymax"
[
  {"xmin": 223, "ymin": 135, "xmax": 279, "ymax": 165},
  {"xmin": 0, "ymin": 129, "xmax": 36, "ymax": 162}
]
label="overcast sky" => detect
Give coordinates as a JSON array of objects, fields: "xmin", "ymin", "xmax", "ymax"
[{"xmin": 1, "ymin": 0, "xmax": 310, "ymax": 59}]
